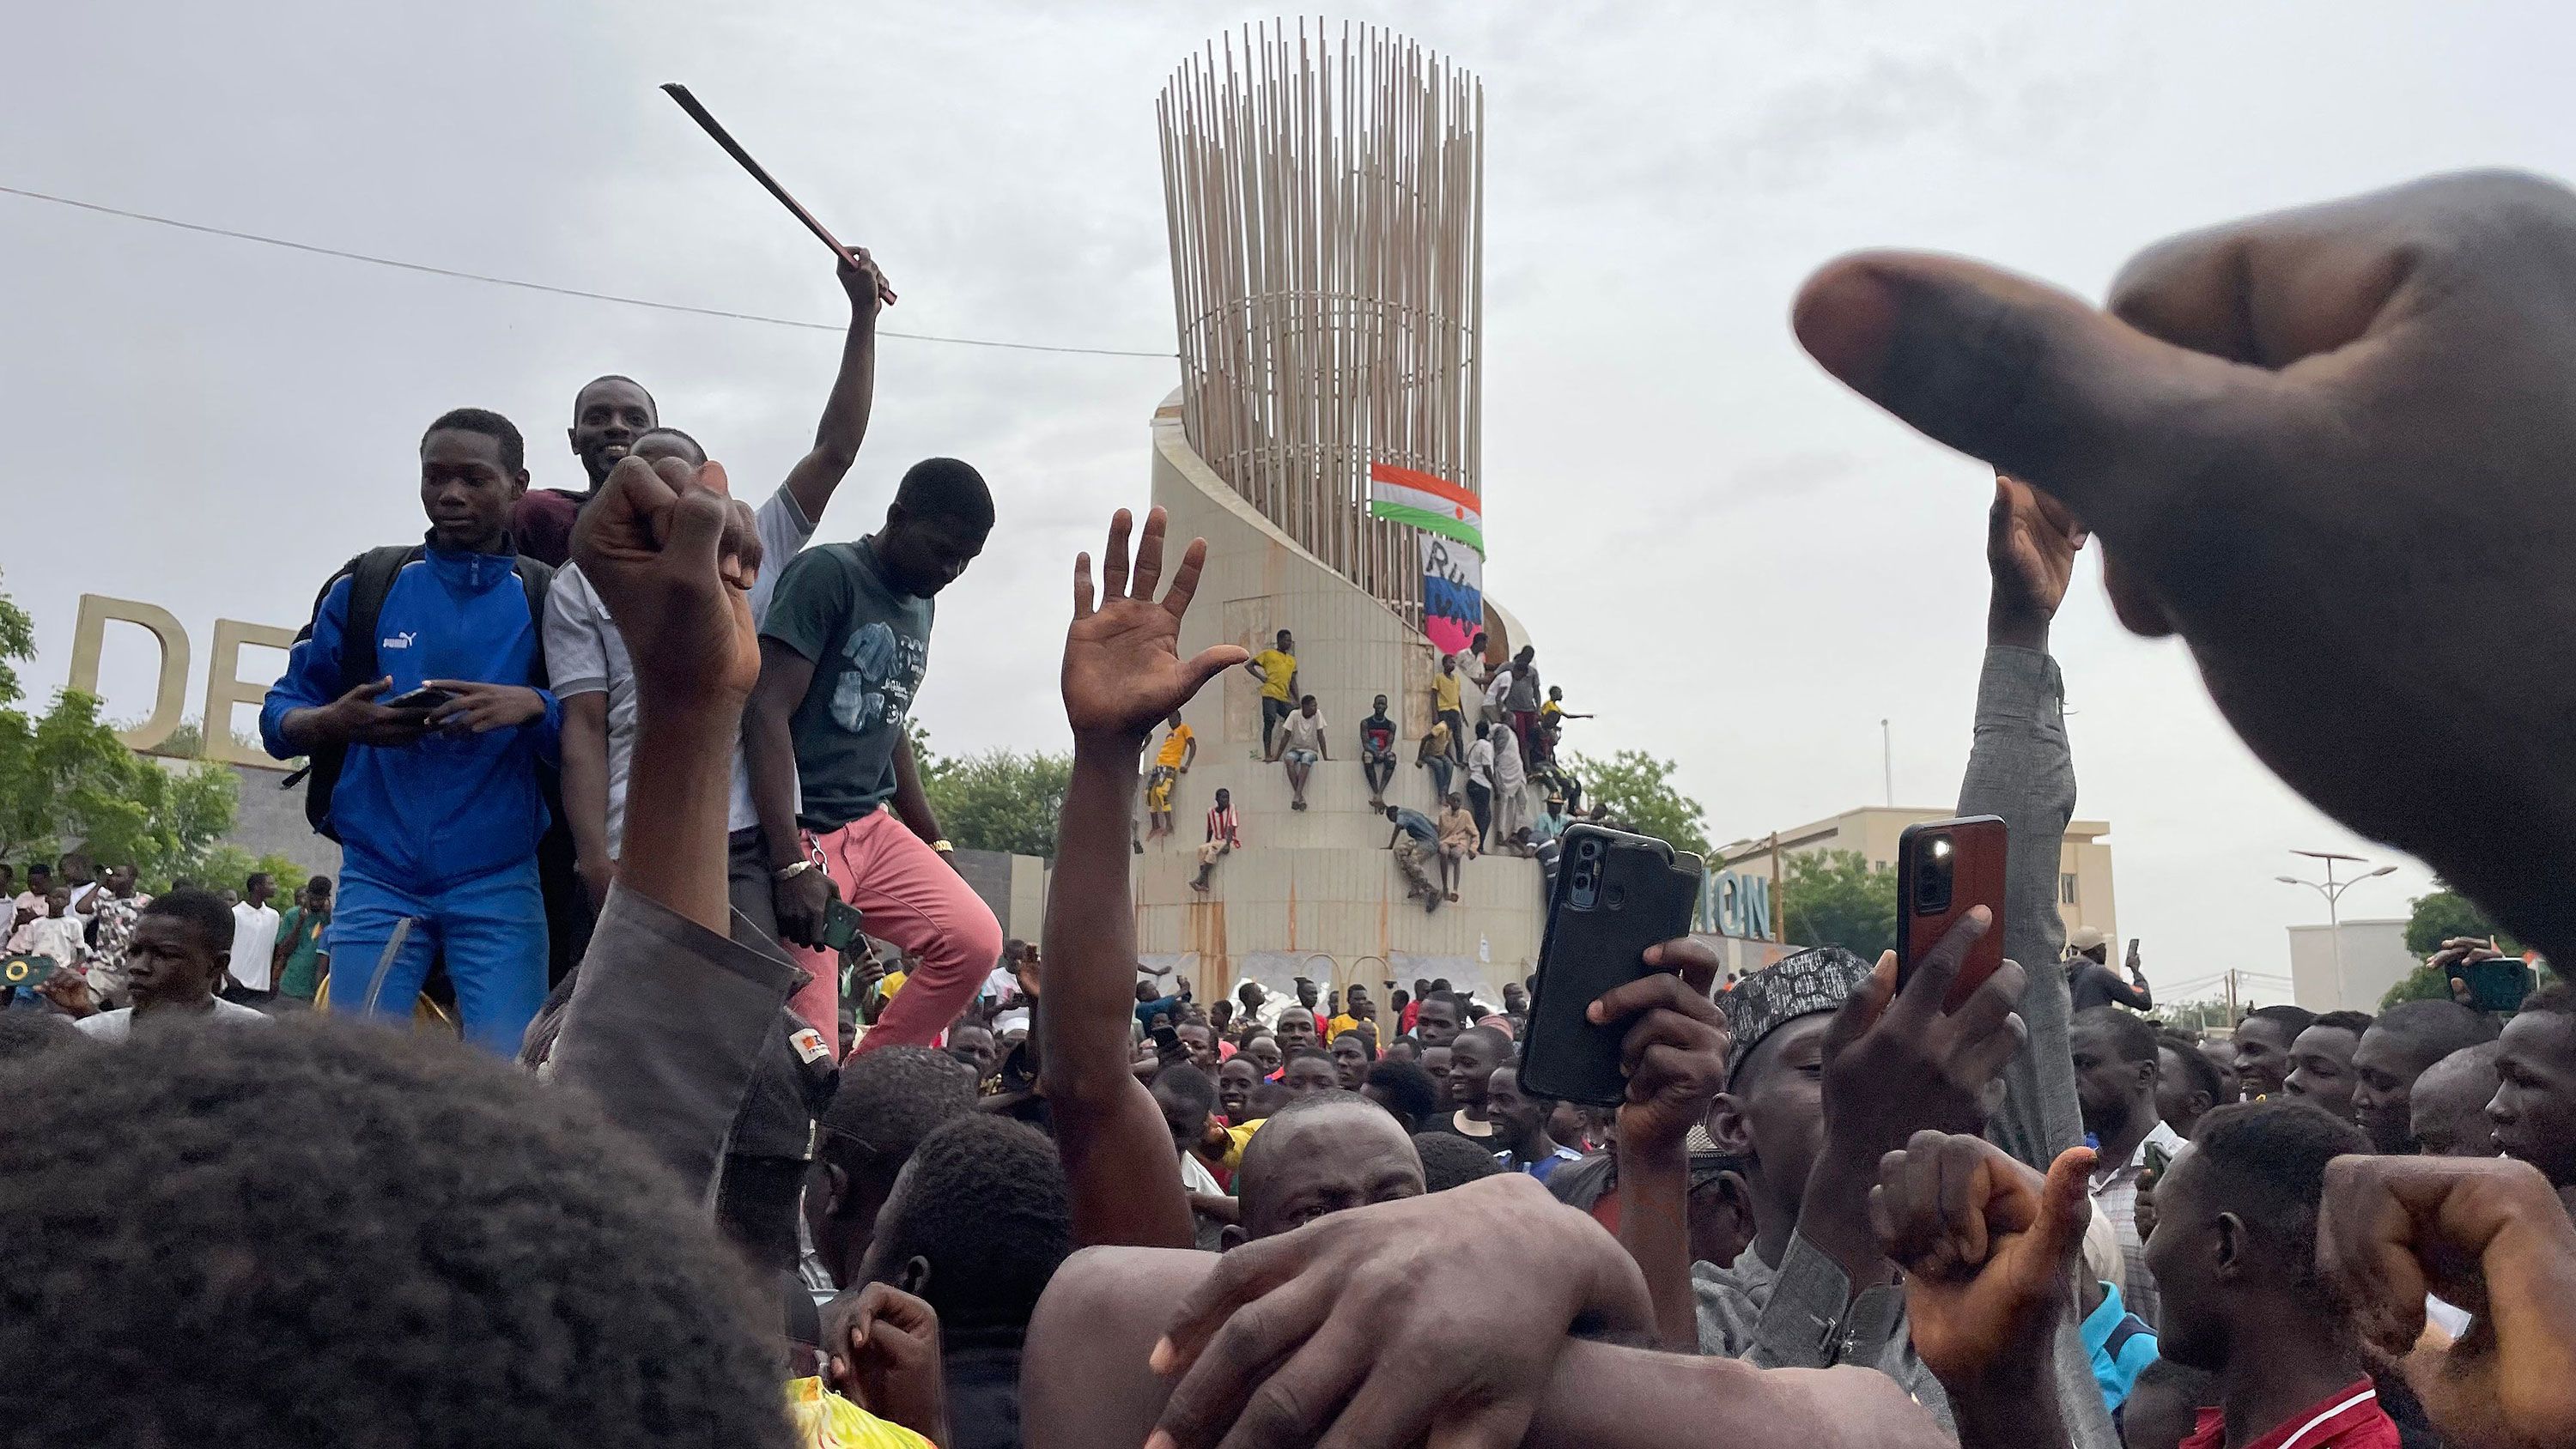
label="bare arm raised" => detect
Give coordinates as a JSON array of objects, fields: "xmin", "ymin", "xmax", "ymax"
[{"xmin": 1044, "ymin": 506, "xmax": 1248, "ymax": 1249}]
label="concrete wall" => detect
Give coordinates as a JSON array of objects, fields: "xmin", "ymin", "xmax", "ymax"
[
  {"xmin": 2287, "ymin": 919, "xmax": 2415, "ymax": 1012},
  {"xmin": 1138, "ymin": 394, "xmax": 1546, "ymax": 1009},
  {"xmin": 158, "ymin": 757, "xmax": 342, "ymax": 883},
  {"xmin": 950, "ymin": 847, "xmax": 1050, "ymax": 946}
]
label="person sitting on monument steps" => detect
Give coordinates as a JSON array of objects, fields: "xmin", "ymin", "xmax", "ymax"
[
  {"xmin": 263, "ymin": 407, "xmax": 559, "ymax": 1056},
  {"xmin": 1267, "ymin": 694, "xmax": 1329, "ymax": 812},
  {"xmin": 1191, "ymin": 788, "xmax": 1239, "ymax": 894},
  {"xmin": 1359, "ymin": 694, "xmax": 1399, "ymax": 809}
]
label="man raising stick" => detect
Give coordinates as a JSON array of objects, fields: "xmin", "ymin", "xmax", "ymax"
[{"xmin": 550, "ymin": 252, "xmax": 888, "ymax": 911}]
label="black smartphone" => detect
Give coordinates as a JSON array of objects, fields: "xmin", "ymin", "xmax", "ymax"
[
  {"xmin": 1150, "ymin": 1023, "xmax": 1184, "ymax": 1058},
  {"xmin": 1520, "ymin": 824, "xmax": 1705, "ymax": 1106},
  {"xmin": 2461, "ymin": 956, "xmax": 2534, "ymax": 1014},
  {"xmin": 821, "ymin": 899, "xmax": 865, "ymax": 955},
  {"xmin": 382, "ymin": 685, "xmax": 456, "ymax": 712}
]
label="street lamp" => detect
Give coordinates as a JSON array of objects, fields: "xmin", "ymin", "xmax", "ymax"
[{"xmin": 2276, "ymin": 851, "xmax": 2398, "ymax": 1009}]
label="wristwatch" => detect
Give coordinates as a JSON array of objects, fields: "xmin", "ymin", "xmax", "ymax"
[{"xmin": 774, "ymin": 859, "xmax": 818, "ymax": 882}]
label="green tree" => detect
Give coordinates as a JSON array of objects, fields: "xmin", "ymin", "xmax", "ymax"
[
  {"xmin": 169, "ymin": 846, "xmax": 313, "ymax": 899},
  {"xmin": 2402, "ymin": 888, "xmax": 2513, "ymax": 956},
  {"xmin": 923, "ymin": 749, "xmax": 1072, "ymax": 858},
  {"xmin": 1565, "ymin": 749, "xmax": 1710, "ymax": 858},
  {"xmin": 2151, "ymin": 998, "xmax": 2233, "ymax": 1035},
  {"xmin": 908, "ymin": 721, "xmax": 1070, "ymax": 858},
  {"xmin": 0, "ymin": 573, "xmax": 240, "ymax": 878},
  {"xmin": 1779, "ymin": 847, "xmax": 1899, "ymax": 959},
  {"xmin": 2379, "ymin": 963, "xmax": 2458, "ymax": 1010}
]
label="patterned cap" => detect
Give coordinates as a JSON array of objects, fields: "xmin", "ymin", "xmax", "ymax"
[{"xmin": 1721, "ymin": 946, "xmax": 1874, "ymax": 1085}]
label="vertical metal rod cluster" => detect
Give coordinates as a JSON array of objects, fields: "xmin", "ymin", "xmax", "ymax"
[{"xmin": 1157, "ymin": 18, "xmax": 1485, "ymax": 627}]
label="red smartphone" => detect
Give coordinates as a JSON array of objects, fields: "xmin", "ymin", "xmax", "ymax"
[{"xmin": 1894, "ymin": 815, "xmax": 2008, "ymax": 1013}]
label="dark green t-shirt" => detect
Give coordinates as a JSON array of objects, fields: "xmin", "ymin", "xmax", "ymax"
[{"xmin": 761, "ymin": 538, "xmax": 934, "ymax": 832}]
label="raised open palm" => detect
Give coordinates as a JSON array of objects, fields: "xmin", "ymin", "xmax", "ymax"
[{"xmin": 1064, "ymin": 506, "xmax": 1248, "ymax": 743}]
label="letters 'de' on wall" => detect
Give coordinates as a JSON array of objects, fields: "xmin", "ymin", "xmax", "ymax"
[{"xmin": 67, "ymin": 595, "xmax": 299, "ymax": 768}]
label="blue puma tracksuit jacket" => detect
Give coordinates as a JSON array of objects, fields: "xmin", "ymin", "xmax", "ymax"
[{"xmin": 261, "ymin": 543, "xmax": 561, "ymax": 890}]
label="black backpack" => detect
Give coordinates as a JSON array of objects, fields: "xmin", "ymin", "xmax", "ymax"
[{"xmin": 283, "ymin": 544, "xmax": 553, "ymax": 840}]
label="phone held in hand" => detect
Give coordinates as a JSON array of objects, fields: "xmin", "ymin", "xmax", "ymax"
[
  {"xmin": 2142, "ymin": 1139, "xmax": 2172, "ymax": 1180},
  {"xmin": 821, "ymin": 899, "xmax": 866, "ymax": 955},
  {"xmin": 1894, "ymin": 815, "xmax": 2008, "ymax": 1014},
  {"xmin": 381, "ymin": 685, "xmax": 456, "ymax": 712},
  {"xmin": 1520, "ymin": 824, "xmax": 1705, "ymax": 1106},
  {"xmin": 2461, "ymin": 956, "xmax": 2534, "ymax": 1014}
]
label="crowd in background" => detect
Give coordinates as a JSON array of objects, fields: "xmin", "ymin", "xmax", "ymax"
[{"xmin": 7, "ymin": 171, "xmax": 2576, "ymax": 1449}]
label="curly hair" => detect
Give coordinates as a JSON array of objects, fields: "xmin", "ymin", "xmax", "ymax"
[
  {"xmin": 1363, "ymin": 1058, "xmax": 1440, "ymax": 1131},
  {"xmin": 870, "ymin": 1114, "xmax": 1072, "ymax": 1332},
  {"xmin": 0, "ymin": 1017, "xmax": 789, "ymax": 1448},
  {"xmin": 0, "ymin": 1010, "xmax": 85, "ymax": 1063},
  {"xmin": 818, "ymin": 1045, "xmax": 979, "ymax": 1173},
  {"xmin": 2190, "ymin": 1098, "xmax": 2371, "ymax": 1295},
  {"xmin": 2157, "ymin": 1029, "xmax": 2225, "ymax": 1106},
  {"xmin": 1413, "ymin": 1131, "xmax": 1507, "ymax": 1192}
]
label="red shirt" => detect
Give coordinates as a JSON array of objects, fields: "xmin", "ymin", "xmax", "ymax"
[
  {"xmin": 2178, "ymin": 1381, "xmax": 2398, "ymax": 1449},
  {"xmin": 511, "ymin": 488, "xmax": 586, "ymax": 568}
]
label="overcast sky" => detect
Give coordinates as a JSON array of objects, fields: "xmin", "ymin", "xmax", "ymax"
[{"xmin": 8, "ymin": 1, "xmax": 2560, "ymax": 1003}]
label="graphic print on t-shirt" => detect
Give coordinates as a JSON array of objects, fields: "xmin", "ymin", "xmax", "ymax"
[{"xmin": 830, "ymin": 621, "xmax": 925, "ymax": 737}]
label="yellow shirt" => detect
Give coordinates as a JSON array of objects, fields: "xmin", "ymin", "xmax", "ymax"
[
  {"xmin": 1251, "ymin": 648, "xmax": 1297, "ymax": 702},
  {"xmin": 1197, "ymin": 1118, "xmax": 1266, "ymax": 1175},
  {"xmin": 785, "ymin": 1378, "xmax": 935, "ymax": 1449},
  {"xmin": 1155, "ymin": 722, "xmax": 1196, "ymax": 768},
  {"xmin": 1540, "ymin": 699, "xmax": 1564, "ymax": 720},
  {"xmin": 1432, "ymin": 671, "xmax": 1462, "ymax": 712},
  {"xmin": 879, "ymin": 969, "xmax": 908, "ymax": 999},
  {"xmin": 1327, "ymin": 1013, "xmax": 1365, "ymax": 1040}
]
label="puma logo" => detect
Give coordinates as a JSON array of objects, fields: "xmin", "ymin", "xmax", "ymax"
[{"xmin": 381, "ymin": 632, "xmax": 418, "ymax": 650}]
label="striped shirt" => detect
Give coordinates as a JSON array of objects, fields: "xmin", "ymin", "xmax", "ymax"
[
  {"xmin": 2091, "ymin": 1118, "xmax": 2184, "ymax": 1329},
  {"xmin": 2179, "ymin": 1379, "xmax": 2398, "ymax": 1449}
]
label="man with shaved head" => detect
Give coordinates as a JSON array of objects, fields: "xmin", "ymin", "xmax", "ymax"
[
  {"xmin": 2349, "ymin": 999, "xmax": 2500, "ymax": 1153},
  {"xmin": 1229, "ymin": 1091, "xmax": 1425, "ymax": 1243},
  {"xmin": 2409, "ymin": 1041, "xmax": 2503, "ymax": 1159}
]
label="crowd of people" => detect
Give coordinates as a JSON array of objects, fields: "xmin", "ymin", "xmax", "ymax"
[
  {"xmin": 6, "ymin": 170, "xmax": 2576, "ymax": 1449},
  {"xmin": 1158, "ymin": 631, "xmax": 1601, "ymax": 909}
]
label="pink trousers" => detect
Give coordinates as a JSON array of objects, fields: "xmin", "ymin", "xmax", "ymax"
[{"xmin": 795, "ymin": 808, "xmax": 1005, "ymax": 1058}]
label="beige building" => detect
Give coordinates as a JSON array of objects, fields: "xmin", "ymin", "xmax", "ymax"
[{"xmin": 1716, "ymin": 805, "xmax": 2117, "ymax": 950}]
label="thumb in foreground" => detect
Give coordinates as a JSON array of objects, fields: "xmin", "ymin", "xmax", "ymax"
[
  {"xmin": 2032, "ymin": 1145, "xmax": 2099, "ymax": 1261},
  {"xmin": 1792, "ymin": 252, "xmax": 2262, "ymax": 537}
]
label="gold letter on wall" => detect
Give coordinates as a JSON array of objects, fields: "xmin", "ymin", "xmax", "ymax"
[
  {"xmin": 67, "ymin": 595, "xmax": 191, "ymax": 753},
  {"xmin": 203, "ymin": 619, "xmax": 300, "ymax": 768}
]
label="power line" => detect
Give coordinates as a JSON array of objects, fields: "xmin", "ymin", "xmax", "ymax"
[{"xmin": 0, "ymin": 183, "xmax": 1177, "ymax": 361}]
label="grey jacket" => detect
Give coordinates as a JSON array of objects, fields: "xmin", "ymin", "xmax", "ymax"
[
  {"xmin": 1691, "ymin": 645, "xmax": 2116, "ymax": 1449},
  {"xmin": 544, "ymin": 885, "xmax": 807, "ymax": 1211}
]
